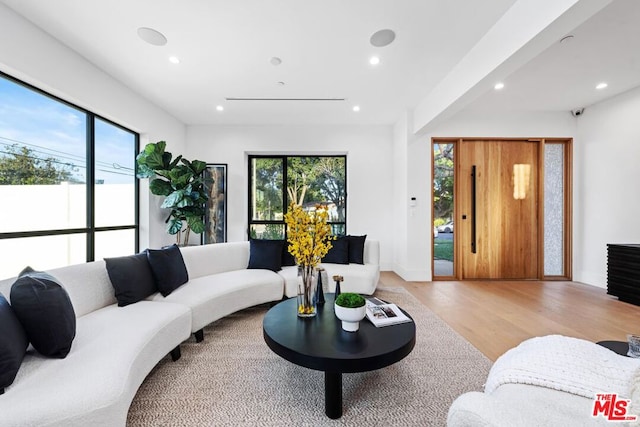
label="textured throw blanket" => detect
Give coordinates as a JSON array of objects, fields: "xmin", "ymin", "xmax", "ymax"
[
  {"xmin": 485, "ymin": 335, "xmax": 640, "ymax": 399},
  {"xmin": 629, "ymin": 368, "xmax": 640, "ymax": 427}
]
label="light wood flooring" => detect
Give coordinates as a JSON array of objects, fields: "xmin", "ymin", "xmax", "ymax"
[{"xmin": 379, "ymin": 271, "xmax": 640, "ymax": 361}]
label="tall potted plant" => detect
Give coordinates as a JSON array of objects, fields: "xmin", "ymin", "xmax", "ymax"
[{"xmin": 136, "ymin": 141, "xmax": 209, "ymax": 246}]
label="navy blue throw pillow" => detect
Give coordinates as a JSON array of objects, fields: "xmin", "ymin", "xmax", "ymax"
[
  {"xmin": 281, "ymin": 241, "xmax": 296, "ymax": 267},
  {"xmin": 0, "ymin": 293, "xmax": 29, "ymax": 393},
  {"xmin": 10, "ymin": 267, "xmax": 76, "ymax": 358},
  {"xmin": 146, "ymin": 244, "xmax": 189, "ymax": 297},
  {"xmin": 248, "ymin": 239, "xmax": 284, "ymax": 272},
  {"xmin": 347, "ymin": 235, "xmax": 367, "ymax": 264},
  {"xmin": 322, "ymin": 236, "xmax": 350, "ymax": 264},
  {"xmin": 105, "ymin": 252, "xmax": 158, "ymax": 305}
]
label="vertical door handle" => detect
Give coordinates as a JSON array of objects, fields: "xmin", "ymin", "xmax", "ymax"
[{"xmin": 471, "ymin": 165, "xmax": 477, "ymax": 254}]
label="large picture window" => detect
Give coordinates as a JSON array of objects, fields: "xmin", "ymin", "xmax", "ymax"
[
  {"xmin": 248, "ymin": 155, "xmax": 346, "ymax": 239},
  {"xmin": 0, "ymin": 72, "xmax": 138, "ymax": 279}
]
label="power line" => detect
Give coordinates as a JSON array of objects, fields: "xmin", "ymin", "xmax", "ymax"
[
  {"xmin": 0, "ymin": 149, "xmax": 81, "ymax": 170},
  {"xmin": 96, "ymin": 168, "xmax": 134, "ymax": 177},
  {"xmin": 0, "ymin": 149, "xmax": 135, "ymax": 179},
  {"xmin": 0, "ymin": 135, "xmax": 85, "ymax": 162},
  {"xmin": 0, "ymin": 135, "xmax": 134, "ymax": 171},
  {"xmin": 0, "ymin": 140, "xmax": 134, "ymax": 175}
]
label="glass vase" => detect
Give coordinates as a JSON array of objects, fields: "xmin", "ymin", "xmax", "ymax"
[{"xmin": 297, "ymin": 265, "xmax": 317, "ymax": 317}]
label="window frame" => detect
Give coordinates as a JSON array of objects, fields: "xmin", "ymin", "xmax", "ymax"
[
  {"xmin": 0, "ymin": 71, "xmax": 139, "ymax": 261},
  {"xmin": 247, "ymin": 154, "xmax": 347, "ymax": 238}
]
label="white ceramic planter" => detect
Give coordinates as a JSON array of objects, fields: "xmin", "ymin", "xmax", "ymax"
[{"xmin": 334, "ymin": 303, "xmax": 366, "ymax": 332}]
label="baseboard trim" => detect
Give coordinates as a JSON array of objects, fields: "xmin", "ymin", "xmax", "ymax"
[{"xmin": 392, "ymin": 263, "xmax": 429, "ymax": 281}]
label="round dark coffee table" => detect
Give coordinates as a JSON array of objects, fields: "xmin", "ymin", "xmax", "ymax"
[
  {"xmin": 596, "ymin": 340, "xmax": 629, "ymax": 356},
  {"xmin": 263, "ymin": 294, "xmax": 416, "ymax": 419}
]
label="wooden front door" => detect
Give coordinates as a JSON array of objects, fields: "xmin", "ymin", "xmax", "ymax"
[{"xmin": 457, "ymin": 140, "xmax": 539, "ymax": 279}]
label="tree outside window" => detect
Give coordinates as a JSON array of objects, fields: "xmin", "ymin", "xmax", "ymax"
[{"xmin": 249, "ymin": 155, "xmax": 346, "ymax": 239}]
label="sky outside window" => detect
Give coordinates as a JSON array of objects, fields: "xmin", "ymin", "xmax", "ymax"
[
  {"xmin": 0, "ymin": 77, "xmax": 135, "ymax": 186},
  {"xmin": 0, "ymin": 74, "xmax": 139, "ymax": 276},
  {"xmin": 0, "ymin": 77, "xmax": 87, "ymax": 184}
]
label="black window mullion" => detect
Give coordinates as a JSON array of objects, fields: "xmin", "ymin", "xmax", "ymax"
[
  {"xmin": 282, "ymin": 157, "xmax": 288, "ymax": 242},
  {"xmin": 134, "ymin": 133, "xmax": 140, "ymax": 253},
  {"xmin": 86, "ymin": 115, "xmax": 95, "ymax": 262},
  {"xmin": 247, "ymin": 156, "xmax": 253, "ymax": 230},
  {"xmin": 282, "ymin": 155, "xmax": 289, "ymax": 209}
]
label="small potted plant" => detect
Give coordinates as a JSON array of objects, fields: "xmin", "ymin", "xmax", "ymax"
[{"xmin": 334, "ymin": 292, "xmax": 366, "ymax": 332}]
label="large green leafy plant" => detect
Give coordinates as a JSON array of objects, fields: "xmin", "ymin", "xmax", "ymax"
[{"xmin": 136, "ymin": 141, "xmax": 209, "ymax": 245}]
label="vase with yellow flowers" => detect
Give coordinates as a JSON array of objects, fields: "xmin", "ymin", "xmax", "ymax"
[{"xmin": 284, "ymin": 202, "xmax": 334, "ymax": 318}]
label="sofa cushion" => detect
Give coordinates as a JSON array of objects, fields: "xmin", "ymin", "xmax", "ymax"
[
  {"xmin": 322, "ymin": 236, "xmax": 349, "ymax": 264},
  {"xmin": 179, "ymin": 241, "xmax": 251, "ymax": 278},
  {"xmin": 347, "ymin": 234, "xmax": 367, "ymax": 264},
  {"xmin": 36, "ymin": 260, "xmax": 117, "ymax": 318},
  {"xmin": 10, "ymin": 267, "xmax": 76, "ymax": 358},
  {"xmin": 320, "ymin": 262, "xmax": 380, "ymax": 296},
  {"xmin": 149, "ymin": 269, "xmax": 283, "ymax": 332},
  {"xmin": 0, "ymin": 293, "xmax": 28, "ymax": 393},
  {"xmin": 0, "ymin": 301, "xmax": 192, "ymax": 426},
  {"xmin": 146, "ymin": 244, "xmax": 189, "ymax": 297},
  {"xmin": 248, "ymin": 239, "xmax": 284, "ymax": 272},
  {"xmin": 105, "ymin": 252, "xmax": 158, "ymax": 306}
]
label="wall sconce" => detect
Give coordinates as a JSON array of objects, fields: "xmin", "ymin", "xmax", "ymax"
[{"xmin": 513, "ymin": 164, "xmax": 531, "ymax": 200}]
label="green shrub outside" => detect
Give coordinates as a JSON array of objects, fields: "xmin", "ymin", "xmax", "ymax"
[{"xmin": 434, "ymin": 218, "xmax": 447, "ymax": 227}]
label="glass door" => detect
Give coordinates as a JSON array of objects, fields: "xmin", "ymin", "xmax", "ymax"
[{"xmin": 432, "ymin": 142, "xmax": 455, "ymax": 278}]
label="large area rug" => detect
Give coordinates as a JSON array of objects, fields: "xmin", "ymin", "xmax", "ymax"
[{"xmin": 127, "ymin": 287, "xmax": 492, "ymax": 426}]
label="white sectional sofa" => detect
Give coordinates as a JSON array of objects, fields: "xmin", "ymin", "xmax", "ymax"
[
  {"xmin": 280, "ymin": 238, "xmax": 380, "ymax": 298},
  {"xmin": 0, "ymin": 239, "xmax": 380, "ymax": 426}
]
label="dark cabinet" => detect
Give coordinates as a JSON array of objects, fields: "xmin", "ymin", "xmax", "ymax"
[{"xmin": 607, "ymin": 244, "xmax": 640, "ymax": 305}]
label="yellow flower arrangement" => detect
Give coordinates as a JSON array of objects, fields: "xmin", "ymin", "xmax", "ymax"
[
  {"xmin": 284, "ymin": 202, "xmax": 335, "ymax": 316},
  {"xmin": 284, "ymin": 202, "xmax": 334, "ymax": 268}
]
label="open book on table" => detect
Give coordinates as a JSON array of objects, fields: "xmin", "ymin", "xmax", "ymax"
[{"xmin": 365, "ymin": 297, "xmax": 413, "ymax": 327}]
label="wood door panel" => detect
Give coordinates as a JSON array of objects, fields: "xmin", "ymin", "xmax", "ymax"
[{"xmin": 458, "ymin": 141, "xmax": 538, "ymax": 279}]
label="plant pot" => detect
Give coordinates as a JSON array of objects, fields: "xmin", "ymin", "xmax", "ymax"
[{"xmin": 334, "ymin": 303, "xmax": 366, "ymax": 332}]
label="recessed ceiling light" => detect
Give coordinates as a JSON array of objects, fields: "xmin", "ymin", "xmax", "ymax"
[
  {"xmin": 494, "ymin": 82, "xmax": 505, "ymax": 90},
  {"xmin": 169, "ymin": 56, "xmax": 180, "ymax": 64},
  {"xmin": 353, "ymin": 105, "xmax": 360, "ymax": 112},
  {"xmin": 369, "ymin": 56, "xmax": 380, "ymax": 66},
  {"xmin": 370, "ymin": 29, "xmax": 396, "ymax": 47},
  {"xmin": 216, "ymin": 105, "xmax": 224, "ymax": 112},
  {"xmin": 277, "ymin": 81, "xmax": 285, "ymax": 86},
  {"xmin": 137, "ymin": 27, "xmax": 167, "ymax": 46},
  {"xmin": 596, "ymin": 82, "xmax": 608, "ymax": 90},
  {"xmin": 270, "ymin": 57, "xmax": 282, "ymax": 66}
]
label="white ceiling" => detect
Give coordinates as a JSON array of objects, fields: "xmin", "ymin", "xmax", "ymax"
[
  {"xmin": 468, "ymin": 0, "xmax": 640, "ymax": 114},
  {"xmin": 2, "ymin": 0, "xmax": 639, "ymax": 126}
]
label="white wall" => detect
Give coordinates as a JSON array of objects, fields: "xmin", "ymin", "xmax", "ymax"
[
  {"xmin": 392, "ymin": 113, "xmax": 432, "ymax": 280},
  {"xmin": 0, "ymin": 3, "xmax": 186, "ymax": 250},
  {"xmin": 392, "ymin": 114, "xmax": 409, "ymax": 278},
  {"xmin": 574, "ymin": 86, "xmax": 640, "ymax": 288},
  {"xmin": 186, "ymin": 124, "xmax": 395, "ymax": 270},
  {"xmin": 401, "ymin": 109, "xmax": 577, "ymax": 281}
]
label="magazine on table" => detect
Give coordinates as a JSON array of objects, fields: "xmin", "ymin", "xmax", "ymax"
[{"xmin": 365, "ymin": 297, "xmax": 412, "ymax": 327}]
